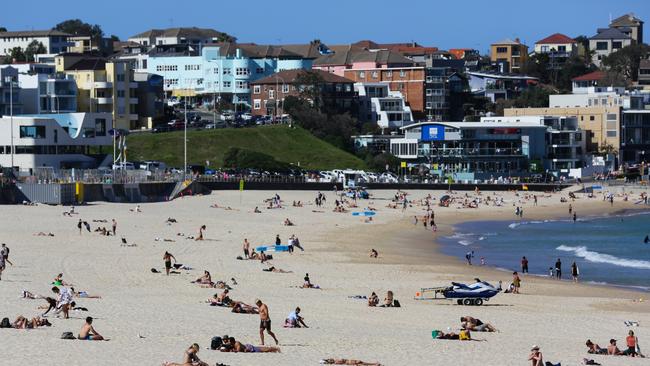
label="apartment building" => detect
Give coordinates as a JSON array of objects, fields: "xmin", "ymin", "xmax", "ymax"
[
  {"xmin": 589, "ymin": 28, "xmax": 632, "ymax": 67},
  {"xmin": 128, "ymin": 27, "xmax": 233, "ymax": 48},
  {"xmin": 342, "ymin": 67, "xmax": 425, "ymax": 118},
  {"xmin": 424, "ymin": 59, "xmax": 467, "ymax": 121},
  {"xmin": 249, "ymin": 69, "xmax": 356, "ymax": 117},
  {"xmin": 609, "ymin": 13, "xmax": 644, "ymax": 44},
  {"xmin": 638, "ymin": 59, "xmax": 650, "ymax": 87},
  {"xmin": 467, "ymin": 71, "xmax": 538, "ymax": 102},
  {"xmin": 55, "ymin": 54, "xmax": 139, "ymax": 130},
  {"xmin": 0, "ymin": 30, "xmax": 72, "ymax": 56},
  {"xmin": 490, "ymin": 38, "xmax": 528, "ymax": 73},
  {"xmin": 355, "ymin": 83, "xmax": 413, "ymax": 130}
]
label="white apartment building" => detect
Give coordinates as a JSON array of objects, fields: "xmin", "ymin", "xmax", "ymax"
[
  {"xmin": 0, "ymin": 64, "xmax": 77, "ymax": 114},
  {"xmin": 355, "ymin": 83, "xmax": 413, "ymax": 131},
  {"xmin": 0, "ymin": 30, "xmax": 72, "ymax": 56},
  {"xmin": 0, "ymin": 112, "xmax": 112, "ymax": 169},
  {"xmin": 128, "ymin": 28, "xmax": 229, "ymax": 48}
]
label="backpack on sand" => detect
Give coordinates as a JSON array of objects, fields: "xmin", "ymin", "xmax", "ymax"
[
  {"xmin": 0, "ymin": 317, "xmax": 10, "ymax": 328},
  {"xmin": 61, "ymin": 332, "xmax": 76, "ymax": 340}
]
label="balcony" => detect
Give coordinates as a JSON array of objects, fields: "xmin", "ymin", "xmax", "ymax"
[
  {"xmin": 129, "ymin": 82, "xmax": 138, "ymax": 88},
  {"xmin": 94, "ymin": 81, "xmax": 113, "ymax": 89},
  {"xmin": 95, "ymin": 97, "xmax": 112, "ymax": 105}
]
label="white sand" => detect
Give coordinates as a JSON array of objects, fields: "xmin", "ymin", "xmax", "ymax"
[{"xmin": 0, "ymin": 188, "xmax": 648, "ymax": 365}]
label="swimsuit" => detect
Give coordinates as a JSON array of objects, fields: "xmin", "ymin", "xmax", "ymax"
[{"xmin": 260, "ymin": 319, "xmax": 272, "ymax": 330}]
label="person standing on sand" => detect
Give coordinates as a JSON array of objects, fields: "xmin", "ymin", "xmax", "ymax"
[
  {"xmin": 77, "ymin": 219, "xmax": 83, "ymax": 234},
  {"xmin": 568, "ymin": 204, "xmax": 572, "ymax": 215},
  {"xmin": 555, "ymin": 258, "xmax": 562, "ymax": 280},
  {"xmin": 256, "ymin": 299, "xmax": 279, "ymax": 345},
  {"xmin": 195, "ymin": 225, "xmax": 206, "ymax": 241},
  {"xmin": 243, "ymin": 239, "xmax": 250, "ymax": 259},
  {"xmin": 112, "ymin": 219, "xmax": 117, "ymax": 236},
  {"xmin": 571, "ymin": 261, "xmax": 579, "ymax": 282},
  {"xmin": 521, "ymin": 256, "xmax": 529, "ymax": 274},
  {"xmin": 512, "ymin": 272, "xmax": 521, "ymax": 294},
  {"xmin": 163, "ymin": 251, "xmax": 176, "ymax": 276}
]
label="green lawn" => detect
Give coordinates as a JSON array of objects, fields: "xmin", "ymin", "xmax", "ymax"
[{"xmin": 126, "ymin": 125, "xmax": 366, "ymax": 170}]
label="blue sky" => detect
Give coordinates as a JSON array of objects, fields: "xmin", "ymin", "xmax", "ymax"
[{"xmin": 1, "ymin": 0, "xmax": 648, "ymax": 52}]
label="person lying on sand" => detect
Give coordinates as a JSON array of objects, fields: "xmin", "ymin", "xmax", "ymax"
[
  {"xmin": 34, "ymin": 232, "xmax": 55, "ymax": 236},
  {"xmin": 232, "ymin": 302, "xmax": 259, "ymax": 314},
  {"xmin": 434, "ymin": 329, "xmax": 484, "ymax": 341},
  {"xmin": 71, "ymin": 287, "xmax": 102, "ymax": 299},
  {"xmin": 78, "ymin": 316, "xmax": 106, "ymax": 340},
  {"xmin": 216, "ymin": 289, "xmax": 232, "ymax": 305},
  {"xmin": 319, "ymin": 359, "xmax": 381, "ymax": 365},
  {"xmin": 254, "ymin": 206, "xmax": 262, "ymax": 213},
  {"xmin": 52, "ymin": 273, "xmax": 72, "ymax": 286},
  {"xmin": 232, "ymin": 341, "xmax": 280, "ymax": 353},
  {"xmin": 263, "ymin": 266, "xmax": 292, "ymax": 273},
  {"xmin": 21, "ymin": 290, "xmax": 43, "ymax": 299},
  {"xmin": 369, "ymin": 249, "xmax": 378, "ymax": 258},
  {"xmin": 166, "ymin": 217, "xmax": 178, "ymax": 223},
  {"xmin": 460, "ymin": 316, "xmax": 498, "ymax": 332},
  {"xmin": 163, "ymin": 343, "xmax": 208, "ymax": 366},
  {"xmin": 12, "ymin": 315, "xmax": 51, "ymax": 329},
  {"xmin": 155, "ymin": 238, "xmax": 175, "ymax": 242}
]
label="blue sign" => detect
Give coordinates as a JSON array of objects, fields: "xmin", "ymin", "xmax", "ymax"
[{"xmin": 421, "ymin": 125, "xmax": 445, "ymax": 141}]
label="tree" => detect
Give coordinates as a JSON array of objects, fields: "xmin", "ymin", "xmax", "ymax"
[
  {"xmin": 521, "ymin": 53, "xmax": 551, "ymax": 83},
  {"xmin": 555, "ymin": 55, "xmax": 594, "ymax": 92},
  {"xmin": 53, "ymin": 19, "xmax": 103, "ymax": 40},
  {"xmin": 0, "ymin": 27, "xmax": 7, "ymax": 32},
  {"xmin": 24, "ymin": 40, "xmax": 46, "ymax": 62},
  {"xmin": 110, "ymin": 34, "xmax": 120, "ymax": 42},
  {"xmin": 602, "ymin": 44, "xmax": 650, "ymax": 81},
  {"xmin": 9, "ymin": 47, "xmax": 26, "ymax": 62},
  {"xmin": 293, "ymin": 71, "xmax": 326, "ymax": 111}
]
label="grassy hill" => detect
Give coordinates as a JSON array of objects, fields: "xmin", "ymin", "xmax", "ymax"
[{"xmin": 126, "ymin": 125, "xmax": 366, "ymax": 170}]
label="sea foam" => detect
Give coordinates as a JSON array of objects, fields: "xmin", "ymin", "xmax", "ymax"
[{"xmin": 556, "ymin": 245, "xmax": 650, "ymax": 270}]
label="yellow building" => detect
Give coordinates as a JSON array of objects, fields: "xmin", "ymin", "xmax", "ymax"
[
  {"xmin": 490, "ymin": 38, "xmax": 528, "ymax": 73},
  {"xmin": 504, "ymin": 106, "xmax": 620, "ymax": 153},
  {"xmin": 55, "ymin": 54, "xmax": 138, "ymax": 130}
]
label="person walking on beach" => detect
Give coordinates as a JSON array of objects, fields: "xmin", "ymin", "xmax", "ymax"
[
  {"xmin": 571, "ymin": 261, "xmax": 579, "ymax": 282},
  {"xmin": 243, "ymin": 239, "xmax": 250, "ymax": 259},
  {"xmin": 521, "ymin": 256, "xmax": 529, "ymax": 274},
  {"xmin": 534, "ymin": 195, "xmax": 538, "ymax": 206},
  {"xmin": 465, "ymin": 251, "xmax": 473, "ymax": 265},
  {"xmin": 554, "ymin": 258, "xmax": 562, "ymax": 280},
  {"xmin": 163, "ymin": 251, "xmax": 176, "ymax": 276},
  {"xmin": 195, "ymin": 225, "xmax": 206, "ymax": 241},
  {"xmin": 512, "ymin": 272, "xmax": 521, "ymax": 294},
  {"xmin": 77, "ymin": 219, "xmax": 83, "ymax": 234},
  {"xmin": 275, "ymin": 234, "xmax": 281, "ymax": 246},
  {"xmin": 111, "ymin": 219, "xmax": 117, "ymax": 236},
  {"xmin": 256, "ymin": 299, "xmax": 279, "ymax": 345},
  {"xmin": 569, "ymin": 204, "xmax": 572, "ymax": 215}
]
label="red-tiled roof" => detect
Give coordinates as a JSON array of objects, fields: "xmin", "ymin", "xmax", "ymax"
[
  {"xmin": 571, "ymin": 71, "xmax": 606, "ymax": 82},
  {"xmin": 251, "ymin": 69, "xmax": 354, "ymax": 85},
  {"xmin": 536, "ymin": 33, "xmax": 575, "ymax": 44}
]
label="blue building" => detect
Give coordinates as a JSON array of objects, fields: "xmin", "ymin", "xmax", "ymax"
[{"xmin": 125, "ymin": 43, "xmax": 317, "ymax": 108}]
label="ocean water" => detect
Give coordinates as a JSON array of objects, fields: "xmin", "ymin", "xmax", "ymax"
[{"xmin": 439, "ymin": 211, "xmax": 650, "ymax": 292}]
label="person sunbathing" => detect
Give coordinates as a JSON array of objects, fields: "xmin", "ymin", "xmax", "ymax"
[
  {"xmin": 368, "ymin": 292, "xmax": 379, "ymax": 307},
  {"xmin": 369, "ymin": 249, "xmax": 378, "ymax": 258},
  {"xmin": 78, "ymin": 316, "xmax": 106, "ymax": 340},
  {"xmin": 434, "ymin": 329, "xmax": 484, "ymax": 341},
  {"xmin": 232, "ymin": 341, "xmax": 280, "ymax": 353},
  {"xmin": 254, "ymin": 206, "xmax": 261, "ymax": 213},
  {"xmin": 460, "ymin": 316, "xmax": 498, "ymax": 332},
  {"xmin": 262, "ymin": 266, "xmax": 292, "ymax": 273},
  {"xmin": 216, "ymin": 289, "xmax": 232, "ymax": 305},
  {"xmin": 12, "ymin": 315, "xmax": 51, "ymax": 329},
  {"xmin": 71, "ymin": 288, "xmax": 102, "ymax": 299},
  {"xmin": 163, "ymin": 343, "xmax": 208, "ymax": 366},
  {"xmin": 319, "ymin": 359, "xmax": 381, "ymax": 365},
  {"xmin": 192, "ymin": 271, "xmax": 212, "ymax": 285},
  {"xmin": 586, "ymin": 340, "xmax": 607, "ymax": 354},
  {"xmin": 52, "ymin": 273, "xmax": 72, "ymax": 286},
  {"xmin": 380, "ymin": 291, "xmax": 394, "ymax": 307},
  {"xmin": 607, "ymin": 339, "xmax": 624, "ymax": 355},
  {"xmin": 34, "ymin": 232, "xmax": 55, "ymax": 236},
  {"xmin": 231, "ymin": 302, "xmax": 259, "ymax": 314}
]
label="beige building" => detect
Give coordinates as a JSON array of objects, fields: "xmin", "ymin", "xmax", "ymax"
[
  {"xmin": 55, "ymin": 54, "xmax": 138, "ymax": 130},
  {"xmin": 505, "ymin": 106, "xmax": 620, "ymax": 154},
  {"xmin": 490, "ymin": 38, "xmax": 528, "ymax": 73}
]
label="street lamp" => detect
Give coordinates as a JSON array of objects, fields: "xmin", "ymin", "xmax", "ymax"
[{"xmin": 274, "ymin": 75, "xmax": 286, "ymax": 124}]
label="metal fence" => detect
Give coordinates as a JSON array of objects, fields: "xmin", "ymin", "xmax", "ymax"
[{"xmin": 18, "ymin": 168, "xmax": 185, "ymax": 185}]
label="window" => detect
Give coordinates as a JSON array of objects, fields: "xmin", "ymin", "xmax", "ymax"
[
  {"xmin": 269, "ymin": 89, "xmax": 275, "ymax": 99},
  {"xmin": 400, "ymin": 70, "xmax": 406, "ymax": 78},
  {"xmin": 426, "ymin": 89, "xmax": 433, "ymax": 96},
  {"xmin": 386, "ymin": 71, "xmax": 392, "ymax": 77},
  {"xmin": 117, "ymin": 90, "xmax": 125, "ymax": 97},
  {"xmin": 541, "ymin": 45, "xmax": 549, "ymax": 52},
  {"xmin": 142, "ymin": 60, "xmax": 147, "ymax": 69},
  {"xmin": 213, "ymin": 67, "xmax": 219, "ymax": 74},
  {"xmin": 116, "ymin": 74, "xmax": 125, "ymax": 82},
  {"xmin": 426, "ymin": 102, "xmax": 432, "ymax": 109},
  {"xmin": 282, "ymin": 84, "xmax": 289, "ymax": 93},
  {"xmin": 496, "ymin": 47, "xmax": 508, "ymax": 53},
  {"xmin": 95, "ymin": 119, "xmax": 106, "ymax": 136},
  {"xmin": 223, "ymin": 81, "xmax": 231, "ymax": 88},
  {"xmin": 426, "ymin": 76, "xmax": 433, "ymax": 83},
  {"xmin": 256, "ymin": 67, "xmax": 264, "ymax": 74},
  {"xmin": 371, "ymin": 71, "xmax": 378, "ymax": 79},
  {"xmin": 235, "ymin": 68, "xmax": 249, "ymax": 75},
  {"xmin": 596, "ymin": 42, "xmax": 608, "ymax": 51},
  {"xmin": 607, "ymin": 113, "xmax": 617, "ymax": 121},
  {"xmin": 607, "ymin": 131, "xmax": 617, "ymax": 137},
  {"xmin": 253, "ymin": 99, "xmax": 261, "ymax": 110},
  {"xmin": 589, "ymin": 116, "xmax": 595, "ymax": 121},
  {"xmin": 558, "ymin": 45, "xmax": 566, "ymax": 52},
  {"xmin": 223, "ymin": 68, "xmax": 231, "ymax": 75},
  {"xmin": 235, "ymin": 81, "xmax": 248, "ymax": 89},
  {"xmin": 253, "ymin": 85, "xmax": 261, "ymax": 94},
  {"xmin": 359, "ymin": 71, "xmax": 365, "ymax": 78},
  {"xmin": 19, "ymin": 126, "xmax": 46, "ymax": 139},
  {"xmin": 612, "ymin": 41, "xmax": 622, "ymax": 49}
]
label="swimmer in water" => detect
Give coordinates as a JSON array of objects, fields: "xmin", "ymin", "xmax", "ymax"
[{"xmin": 644, "ymin": 235, "xmax": 649, "ymax": 244}]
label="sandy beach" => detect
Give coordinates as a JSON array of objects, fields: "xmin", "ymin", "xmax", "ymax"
[{"xmin": 0, "ymin": 186, "xmax": 649, "ymax": 365}]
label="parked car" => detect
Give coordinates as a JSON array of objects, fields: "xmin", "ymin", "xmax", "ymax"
[
  {"xmin": 379, "ymin": 172, "xmax": 398, "ymax": 183},
  {"xmin": 113, "ymin": 162, "xmax": 135, "ymax": 170}
]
